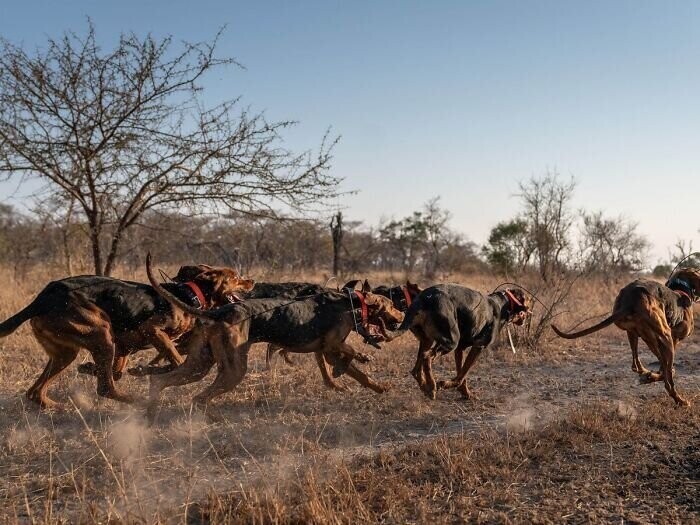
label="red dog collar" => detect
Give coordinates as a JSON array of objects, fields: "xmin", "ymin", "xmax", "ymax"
[
  {"xmin": 353, "ymin": 290, "xmax": 369, "ymax": 327},
  {"xmin": 402, "ymin": 286, "xmax": 412, "ymax": 307},
  {"xmin": 504, "ymin": 289, "xmax": 524, "ymax": 312},
  {"xmin": 184, "ymin": 281, "xmax": 207, "ymax": 308}
]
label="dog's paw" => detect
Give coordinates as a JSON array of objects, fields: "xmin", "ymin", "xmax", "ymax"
[
  {"xmin": 127, "ymin": 365, "xmax": 148, "ymax": 377},
  {"xmin": 375, "ymin": 383, "xmax": 390, "ymax": 394},
  {"xmin": 422, "ymin": 388, "xmax": 437, "ymax": 400},
  {"xmin": 77, "ymin": 362, "xmax": 98, "ymax": 376},
  {"xmin": 332, "ymin": 359, "xmax": 352, "ymax": 378},
  {"xmin": 355, "ymin": 352, "xmax": 372, "ymax": 364},
  {"xmin": 459, "ymin": 386, "xmax": 476, "ymax": 400}
]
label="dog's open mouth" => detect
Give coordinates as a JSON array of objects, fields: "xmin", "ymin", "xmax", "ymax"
[{"xmin": 226, "ymin": 294, "xmax": 242, "ymax": 303}]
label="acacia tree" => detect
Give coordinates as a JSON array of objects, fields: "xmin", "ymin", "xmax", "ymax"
[
  {"xmin": 578, "ymin": 211, "xmax": 649, "ymax": 273},
  {"xmin": 0, "ymin": 24, "xmax": 339, "ymax": 275}
]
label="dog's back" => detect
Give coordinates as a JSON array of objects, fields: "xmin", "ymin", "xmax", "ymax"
[
  {"xmin": 242, "ymin": 282, "xmax": 325, "ymax": 300},
  {"xmin": 204, "ymin": 292, "xmax": 349, "ymax": 348},
  {"xmin": 391, "ymin": 284, "xmax": 494, "ymax": 350},
  {"xmin": 615, "ymin": 279, "xmax": 688, "ymax": 328}
]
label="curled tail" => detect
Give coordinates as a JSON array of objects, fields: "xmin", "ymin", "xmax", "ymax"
[
  {"xmin": 551, "ymin": 314, "xmax": 617, "ymax": 339},
  {"xmin": 0, "ymin": 299, "xmax": 44, "ymax": 338}
]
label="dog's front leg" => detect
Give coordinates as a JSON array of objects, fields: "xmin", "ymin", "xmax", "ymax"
[
  {"xmin": 146, "ymin": 340, "xmax": 215, "ymax": 422},
  {"xmin": 454, "ymin": 346, "xmax": 484, "ymax": 400},
  {"xmin": 336, "ymin": 344, "xmax": 372, "ymax": 363},
  {"xmin": 421, "ymin": 350, "xmax": 439, "ymax": 400},
  {"xmin": 315, "ymin": 353, "xmax": 348, "ymax": 391},
  {"xmin": 150, "ymin": 329, "xmax": 185, "ymax": 367}
]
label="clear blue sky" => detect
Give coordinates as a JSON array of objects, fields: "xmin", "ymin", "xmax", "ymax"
[{"xmin": 1, "ymin": 1, "xmax": 698, "ymax": 264}]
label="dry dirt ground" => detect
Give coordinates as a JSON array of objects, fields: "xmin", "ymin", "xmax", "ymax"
[{"xmin": 0, "ymin": 315, "xmax": 699, "ymax": 523}]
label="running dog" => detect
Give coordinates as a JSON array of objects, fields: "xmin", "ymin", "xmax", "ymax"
[
  {"xmin": 381, "ymin": 284, "xmax": 531, "ymax": 399},
  {"xmin": 0, "ymin": 264, "xmax": 253, "ymax": 408},
  {"xmin": 265, "ymin": 280, "xmax": 422, "ymax": 386},
  {"xmin": 552, "ymin": 268, "xmax": 700, "ymax": 406},
  {"xmin": 145, "ymin": 255, "xmax": 404, "ymax": 410}
]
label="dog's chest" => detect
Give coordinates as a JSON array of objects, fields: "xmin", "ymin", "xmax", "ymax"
[{"xmin": 471, "ymin": 322, "xmax": 494, "ymax": 347}]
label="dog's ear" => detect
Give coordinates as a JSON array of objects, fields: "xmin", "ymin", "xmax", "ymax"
[
  {"xmin": 516, "ymin": 290, "xmax": 531, "ymax": 311},
  {"xmin": 342, "ymin": 279, "xmax": 361, "ymax": 291},
  {"xmin": 173, "ymin": 264, "xmax": 212, "ymax": 282},
  {"xmin": 406, "ymin": 281, "xmax": 421, "ymax": 293},
  {"xmin": 362, "ymin": 279, "xmax": 372, "ymax": 294}
]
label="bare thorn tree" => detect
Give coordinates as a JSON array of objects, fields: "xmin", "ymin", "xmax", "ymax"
[
  {"xmin": 0, "ymin": 23, "xmax": 340, "ymax": 275},
  {"xmin": 517, "ymin": 172, "xmax": 576, "ymax": 281},
  {"xmin": 578, "ymin": 211, "xmax": 649, "ymax": 274}
]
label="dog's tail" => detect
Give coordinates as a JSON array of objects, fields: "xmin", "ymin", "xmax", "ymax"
[
  {"xmin": 146, "ymin": 253, "xmax": 220, "ymax": 321},
  {"xmin": 0, "ymin": 297, "xmax": 46, "ymax": 338},
  {"xmin": 551, "ymin": 315, "xmax": 617, "ymax": 339}
]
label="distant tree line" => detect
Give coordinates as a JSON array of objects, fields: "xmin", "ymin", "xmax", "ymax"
[
  {"xmin": 2, "ymin": 173, "xmax": 694, "ymax": 281},
  {"xmin": 0, "ymin": 198, "xmax": 485, "ymax": 278}
]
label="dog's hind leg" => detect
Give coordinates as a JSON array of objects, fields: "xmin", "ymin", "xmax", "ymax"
[
  {"xmin": 657, "ymin": 334, "xmax": 688, "ymax": 406},
  {"xmin": 628, "ymin": 332, "xmax": 650, "ymax": 375},
  {"xmin": 27, "ymin": 335, "xmax": 80, "ymax": 409}
]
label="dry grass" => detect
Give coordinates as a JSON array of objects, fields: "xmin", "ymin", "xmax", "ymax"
[{"xmin": 0, "ymin": 264, "xmax": 698, "ymax": 523}]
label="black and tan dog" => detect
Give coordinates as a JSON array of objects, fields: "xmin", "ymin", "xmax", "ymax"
[
  {"xmin": 0, "ymin": 264, "xmax": 253, "ymax": 408},
  {"xmin": 381, "ymin": 284, "xmax": 531, "ymax": 399},
  {"xmin": 552, "ymin": 268, "xmax": 700, "ymax": 406},
  {"xmin": 144, "ymin": 255, "xmax": 404, "ymax": 410},
  {"xmin": 263, "ymin": 280, "xmax": 422, "ymax": 388}
]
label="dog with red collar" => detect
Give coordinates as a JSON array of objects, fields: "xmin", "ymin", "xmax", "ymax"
[
  {"xmin": 380, "ymin": 284, "xmax": 531, "ymax": 400},
  {"xmin": 144, "ymin": 256, "xmax": 405, "ymax": 411},
  {"xmin": 0, "ymin": 263, "xmax": 254, "ymax": 409},
  {"xmin": 552, "ymin": 268, "xmax": 700, "ymax": 406}
]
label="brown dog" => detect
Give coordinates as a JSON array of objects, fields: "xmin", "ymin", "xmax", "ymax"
[
  {"xmin": 552, "ymin": 269, "xmax": 700, "ymax": 406},
  {"xmin": 0, "ymin": 264, "xmax": 253, "ymax": 408},
  {"xmin": 144, "ymin": 256, "xmax": 404, "ymax": 410}
]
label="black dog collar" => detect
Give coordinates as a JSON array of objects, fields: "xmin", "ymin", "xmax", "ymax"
[{"xmin": 667, "ymin": 278, "xmax": 696, "ymax": 301}]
